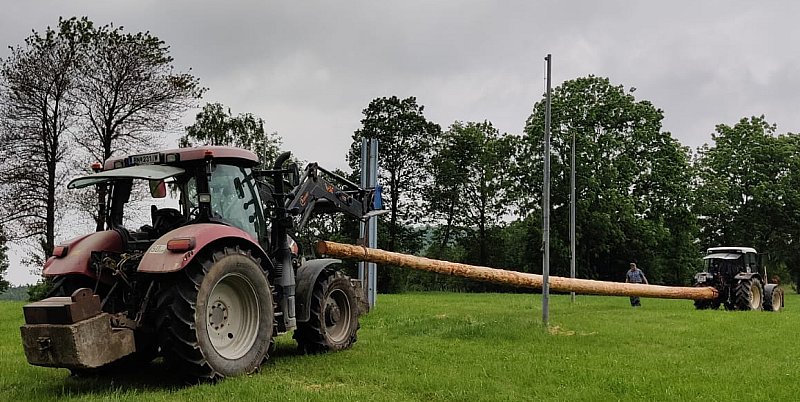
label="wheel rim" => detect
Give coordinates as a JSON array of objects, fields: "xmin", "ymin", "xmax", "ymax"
[
  {"xmin": 324, "ymin": 288, "xmax": 352, "ymax": 343},
  {"xmin": 772, "ymin": 291, "xmax": 782, "ymax": 311},
  {"xmin": 206, "ymin": 273, "xmax": 260, "ymax": 359},
  {"xmin": 750, "ymin": 284, "xmax": 762, "ymax": 310}
]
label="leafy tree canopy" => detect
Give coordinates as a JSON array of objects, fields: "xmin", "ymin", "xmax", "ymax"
[
  {"xmin": 182, "ymin": 102, "xmax": 282, "ymax": 168},
  {"xmin": 522, "ymin": 76, "xmax": 697, "ymax": 283}
]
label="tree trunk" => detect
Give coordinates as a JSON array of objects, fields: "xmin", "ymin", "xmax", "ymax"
[
  {"xmin": 316, "ymin": 241, "xmax": 718, "ymax": 301},
  {"xmin": 95, "ymin": 133, "xmax": 114, "ymax": 232}
]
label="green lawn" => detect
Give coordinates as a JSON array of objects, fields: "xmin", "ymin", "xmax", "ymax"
[{"xmin": 1, "ymin": 292, "xmax": 798, "ymax": 401}]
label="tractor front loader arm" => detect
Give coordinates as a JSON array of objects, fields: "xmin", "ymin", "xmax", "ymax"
[{"xmin": 287, "ymin": 163, "xmax": 385, "ymax": 231}]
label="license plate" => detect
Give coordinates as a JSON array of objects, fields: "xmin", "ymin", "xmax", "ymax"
[{"xmin": 129, "ymin": 152, "xmax": 160, "ymax": 165}]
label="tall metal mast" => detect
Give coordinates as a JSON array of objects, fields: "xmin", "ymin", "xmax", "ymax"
[
  {"xmin": 542, "ymin": 54, "xmax": 552, "ymax": 326},
  {"xmin": 570, "ymin": 129, "xmax": 576, "ymax": 303}
]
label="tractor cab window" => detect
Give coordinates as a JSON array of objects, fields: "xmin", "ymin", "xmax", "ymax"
[
  {"xmin": 208, "ymin": 164, "xmax": 265, "ymax": 239},
  {"xmin": 744, "ymin": 252, "xmax": 757, "ymax": 272}
]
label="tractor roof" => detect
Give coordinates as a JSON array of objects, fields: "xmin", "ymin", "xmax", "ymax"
[
  {"xmin": 103, "ymin": 146, "xmax": 260, "ymax": 171},
  {"xmin": 703, "ymin": 252, "xmax": 742, "ymax": 260},
  {"xmin": 68, "ymin": 165, "xmax": 185, "ymax": 189},
  {"xmin": 706, "ymin": 246, "xmax": 757, "ymax": 254}
]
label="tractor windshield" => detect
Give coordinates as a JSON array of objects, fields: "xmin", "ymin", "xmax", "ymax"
[
  {"xmin": 207, "ymin": 164, "xmax": 265, "ymax": 240},
  {"xmin": 703, "ymin": 254, "xmax": 743, "ymax": 276}
]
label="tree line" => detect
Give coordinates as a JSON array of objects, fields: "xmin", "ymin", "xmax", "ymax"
[
  {"xmin": 2, "ymin": 18, "xmax": 799, "ymax": 297},
  {"xmin": 345, "ymin": 83, "xmax": 800, "ymax": 294}
]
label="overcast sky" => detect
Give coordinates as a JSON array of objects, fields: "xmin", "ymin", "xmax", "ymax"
[{"xmin": 2, "ymin": 1, "xmax": 799, "ymax": 284}]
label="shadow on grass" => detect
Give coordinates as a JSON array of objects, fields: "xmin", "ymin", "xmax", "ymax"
[
  {"xmin": 42, "ymin": 358, "xmax": 192, "ymax": 396},
  {"xmin": 41, "ymin": 343, "xmax": 309, "ymax": 397}
]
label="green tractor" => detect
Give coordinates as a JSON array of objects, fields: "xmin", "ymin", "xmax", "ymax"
[{"xmin": 693, "ymin": 247, "xmax": 783, "ymax": 311}]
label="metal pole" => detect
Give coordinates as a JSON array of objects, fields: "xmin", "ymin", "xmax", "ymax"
[
  {"xmin": 367, "ymin": 139, "xmax": 378, "ymax": 308},
  {"xmin": 358, "ymin": 138, "xmax": 379, "ymax": 309},
  {"xmin": 358, "ymin": 139, "xmax": 368, "ymax": 293},
  {"xmin": 570, "ymin": 129, "xmax": 576, "ymax": 303},
  {"xmin": 542, "ymin": 54, "xmax": 552, "ymax": 326},
  {"xmin": 359, "ymin": 138, "xmax": 379, "ymax": 308}
]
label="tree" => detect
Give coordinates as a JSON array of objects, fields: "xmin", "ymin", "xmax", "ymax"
[
  {"xmin": 425, "ymin": 121, "xmax": 518, "ymax": 266},
  {"xmin": 70, "ymin": 19, "xmax": 204, "ymax": 230},
  {"xmin": 349, "ymin": 96, "xmax": 441, "ymax": 250},
  {"xmin": 0, "ymin": 17, "xmax": 84, "ymax": 262},
  {"xmin": 348, "ymin": 96, "xmax": 441, "ymax": 292},
  {"xmin": 694, "ymin": 116, "xmax": 778, "ymax": 246},
  {"xmin": 0, "ymin": 233, "xmax": 10, "ymax": 294},
  {"xmin": 521, "ymin": 76, "xmax": 697, "ymax": 283},
  {"xmin": 694, "ymin": 116, "xmax": 800, "ymax": 288},
  {"xmin": 182, "ymin": 102, "xmax": 282, "ymax": 167}
]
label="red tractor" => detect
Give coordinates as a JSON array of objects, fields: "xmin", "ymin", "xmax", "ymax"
[{"xmin": 20, "ymin": 147, "xmax": 382, "ymax": 380}]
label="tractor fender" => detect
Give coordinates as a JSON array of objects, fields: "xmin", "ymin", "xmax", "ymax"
[
  {"xmin": 43, "ymin": 230, "xmax": 123, "ymax": 278},
  {"xmin": 733, "ymin": 272, "xmax": 761, "ymax": 281},
  {"xmin": 138, "ymin": 223, "xmax": 268, "ymax": 274},
  {"xmin": 295, "ymin": 258, "xmax": 342, "ymax": 323}
]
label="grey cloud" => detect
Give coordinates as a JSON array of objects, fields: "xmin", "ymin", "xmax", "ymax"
[{"xmin": 3, "ymin": 0, "xmax": 800, "ymax": 284}]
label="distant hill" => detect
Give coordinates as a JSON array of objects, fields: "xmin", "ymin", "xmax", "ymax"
[{"xmin": 0, "ymin": 285, "xmax": 28, "ymax": 301}]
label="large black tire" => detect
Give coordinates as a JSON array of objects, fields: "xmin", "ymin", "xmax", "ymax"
[
  {"xmin": 733, "ymin": 278, "xmax": 763, "ymax": 311},
  {"xmin": 694, "ymin": 299, "xmax": 711, "ymax": 310},
  {"xmin": 763, "ymin": 284, "xmax": 784, "ymax": 312},
  {"xmin": 294, "ymin": 270, "xmax": 360, "ymax": 353},
  {"xmin": 155, "ymin": 246, "xmax": 274, "ymax": 380}
]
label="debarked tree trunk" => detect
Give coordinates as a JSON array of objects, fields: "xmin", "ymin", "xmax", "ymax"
[{"xmin": 316, "ymin": 241, "xmax": 717, "ymax": 301}]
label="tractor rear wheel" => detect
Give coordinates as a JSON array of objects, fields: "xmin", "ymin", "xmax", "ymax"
[
  {"xmin": 155, "ymin": 246, "xmax": 274, "ymax": 380},
  {"xmin": 294, "ymin": 270, "xmax": 359, "ymax": 353},
  {"xmin": 763, "ymin": 284, "xmax": 784, "ymax": 312},
  {"xmin": 733, "ymin": 278, "xmax": 763, "ymax": 311}
]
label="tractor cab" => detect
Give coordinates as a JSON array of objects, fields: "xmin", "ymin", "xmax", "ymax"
[
  {"xmin": 67, "ymin": 147, "xmax": 268, "ymax": 248},
  {"xmin": 699, "ymin": 247, "xmax": 755, "ymax": 281},
  {"xmin": 693, "ymin": 246, "xmax": 783, "ymax": 311}
]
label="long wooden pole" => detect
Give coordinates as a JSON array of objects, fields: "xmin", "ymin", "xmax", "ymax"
[{"xmin": 316, "ymin": 241, "xmax": 718, "ymax": 301}]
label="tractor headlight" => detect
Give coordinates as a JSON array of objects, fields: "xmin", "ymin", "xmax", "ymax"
[{"xmin": 695, "ymin": 273, "xmax": 709, "ymax": 283}]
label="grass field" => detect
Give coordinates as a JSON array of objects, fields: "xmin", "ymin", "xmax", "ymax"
[{"xmin": 1, "ymin": 292, "xmax": 798, "ymax": 401}]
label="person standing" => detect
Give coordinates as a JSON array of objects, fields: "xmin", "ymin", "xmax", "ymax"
[{"xmin": 625, "ymin": 262, "xmax": 648, "ymax": 307}]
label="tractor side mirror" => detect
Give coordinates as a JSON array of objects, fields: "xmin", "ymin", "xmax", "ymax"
[
  {"xmin": 149, "ymin": 179, "xmax": 167, "ymax": 199},
  {"xmin": 233, "ymin": 177, "xmax": 245, "ymax": 199}
]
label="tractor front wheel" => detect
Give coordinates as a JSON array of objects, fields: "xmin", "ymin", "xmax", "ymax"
[
  {"xmin": 733, "ymin": 278, "xmax": 763, "ymax": 311},
  {"xmin": 763, "ymin": 284, "xmax": 784, "ymax": 312},
  {"xmin": 156, "ymin": 247, "xmax": 274, "ymax": 380},
  {"xmin": 294, "ymin": 270, "xmax": 359, "ymax": 353},
  {"xmin": 693, "ymin": 299, "xmax": 711, "ymax": 310}
]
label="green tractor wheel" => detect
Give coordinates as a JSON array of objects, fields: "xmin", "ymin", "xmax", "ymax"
[{"xmin": 733, "ymin": 278, "xmax": 763, "ymax": 311}]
